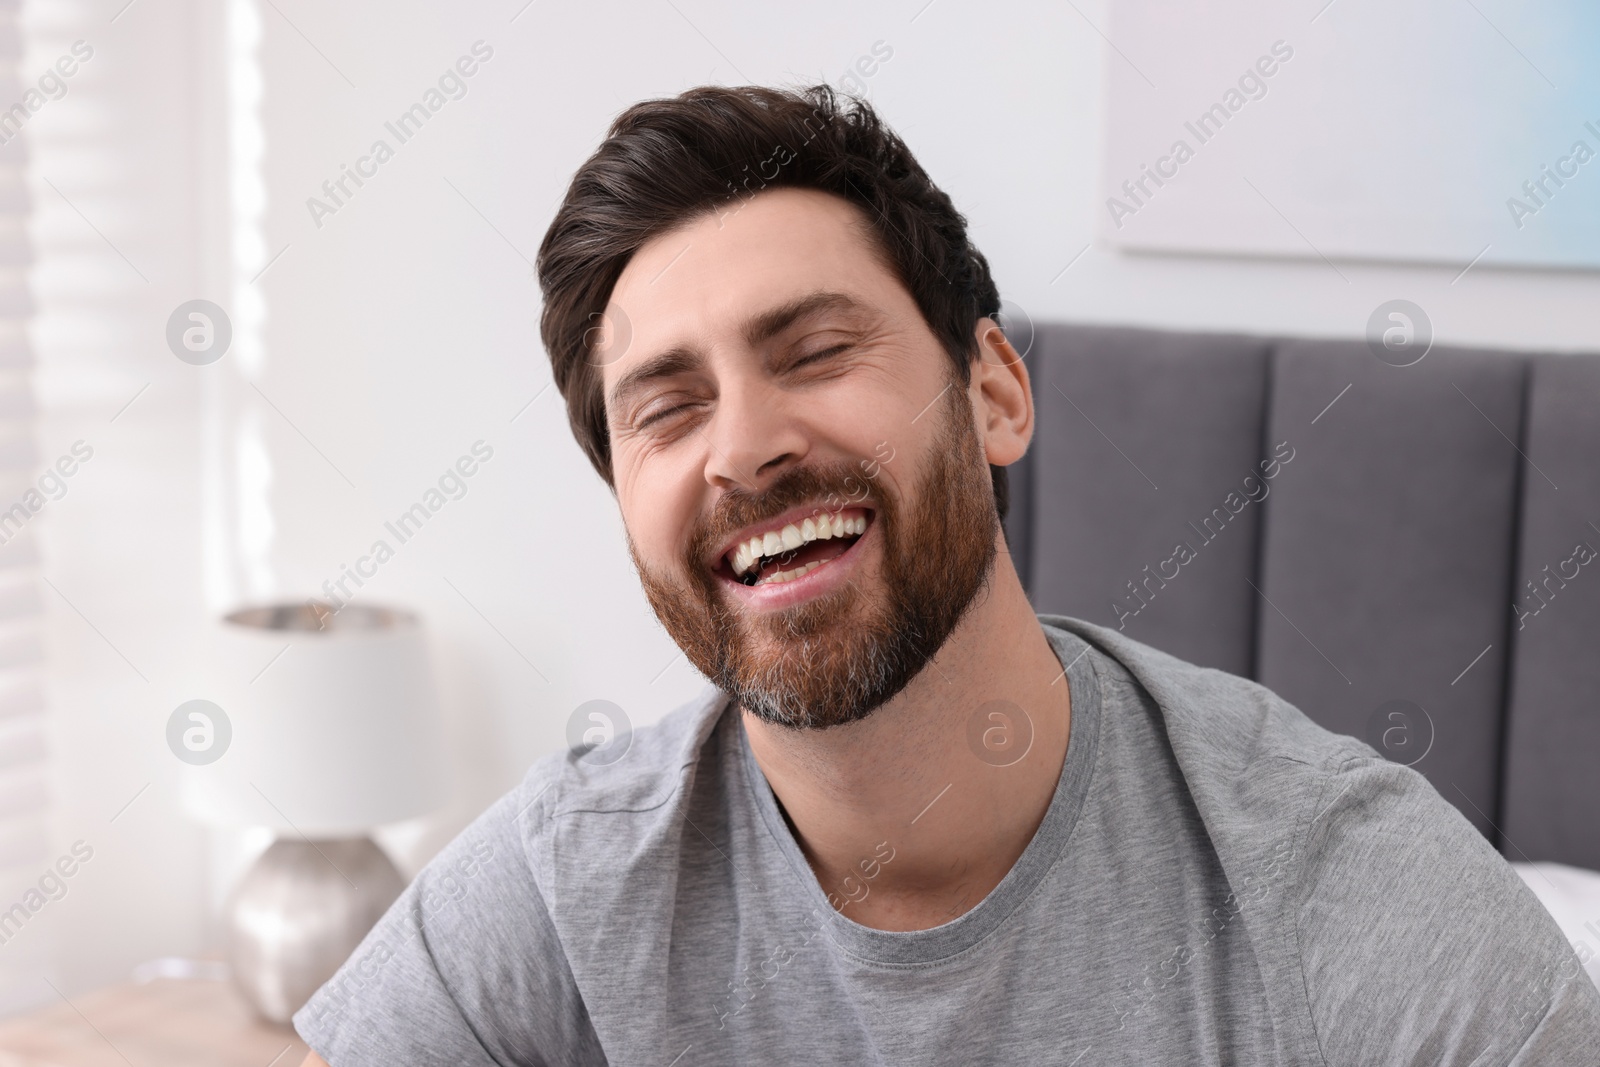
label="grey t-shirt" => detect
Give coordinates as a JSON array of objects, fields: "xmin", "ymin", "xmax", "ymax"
[{"xmin": 295, "ymin": 616, "xmax": 1600, "ymax": 1065}]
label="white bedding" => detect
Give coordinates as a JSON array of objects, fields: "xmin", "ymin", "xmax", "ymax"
[{"xmin": 1512, "ymin": 861, "xmax": 1600, "ymax": 990}]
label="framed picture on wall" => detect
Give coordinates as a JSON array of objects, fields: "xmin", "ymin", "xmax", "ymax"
[{"xmin": 1098, "ymin": 0, "xmax": 1600, "ymax": 270}]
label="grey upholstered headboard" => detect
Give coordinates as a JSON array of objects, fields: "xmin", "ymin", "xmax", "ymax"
[{"xmin": 1006, "ymin": 324, "xmax": 1600, "ymax": 870}]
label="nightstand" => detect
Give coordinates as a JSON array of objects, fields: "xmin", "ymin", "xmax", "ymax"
[{"xmin": 0, "ymin": 977, "xmax": 308, "ymax": 1066}]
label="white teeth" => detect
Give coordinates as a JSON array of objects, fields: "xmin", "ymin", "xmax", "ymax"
[{"xmin": 727, "ymin": 510, "xmax": 870, "ymax": 577}]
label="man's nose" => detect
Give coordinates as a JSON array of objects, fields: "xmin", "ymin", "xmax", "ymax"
[{"xmin": 701, "ymin": 378, "xmax": 810, "ymax": 492}]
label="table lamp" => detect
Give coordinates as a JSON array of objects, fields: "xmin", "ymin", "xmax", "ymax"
[{"xmin": 181, "ymin": 602, "xmax": 448, "ymax": 1023}]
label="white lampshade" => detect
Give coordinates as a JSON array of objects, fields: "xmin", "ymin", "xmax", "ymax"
[{"xmin": 181, "ymin": 602, "xmax": 448, "ymax": 836}]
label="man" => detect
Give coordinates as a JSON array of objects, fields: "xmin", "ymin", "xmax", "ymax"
[{"xmin": 295, "ymin": 85, "xmax": 1600, "ymax": 1065}]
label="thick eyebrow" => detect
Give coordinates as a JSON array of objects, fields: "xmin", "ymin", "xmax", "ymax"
[
  {"xmin": 605, "ymin": 290, "xmax": 872, "ymax": 413},
  {"xmin": 741, "ymin": 290, "xmax": 871, "ymax": 349},
  {"xmin": 607, "ymin": 345, "xmax": 702, "ymax": 416}
]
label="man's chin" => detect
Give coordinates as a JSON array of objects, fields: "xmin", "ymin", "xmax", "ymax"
[{"xmin": 729, "ymin": 627, "xmax": 931, "ymax": 731}]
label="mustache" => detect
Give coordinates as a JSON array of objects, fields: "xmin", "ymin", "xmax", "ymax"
[{"xmin": 688, "ymin": 459, "xmax": 880, "ymax": 566}]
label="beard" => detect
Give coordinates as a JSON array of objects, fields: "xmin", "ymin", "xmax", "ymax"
[{"xmin": 630, "ymin": 381, "xmax": 999, "ymax": 730}]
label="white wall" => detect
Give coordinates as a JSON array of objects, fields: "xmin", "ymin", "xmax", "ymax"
[{"xmin": 29, "ymin": 0, "xmax": 1600, "ymax": 1000}]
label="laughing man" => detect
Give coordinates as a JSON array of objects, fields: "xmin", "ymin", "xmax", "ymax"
[{"xmin": 295, "ymin": 85, "xmax": 1600, "ymax": 1066}]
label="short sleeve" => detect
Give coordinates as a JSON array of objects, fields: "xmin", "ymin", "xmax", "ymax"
[
  {"xmin": 293, "ymin": 790, "xmax": 606, "ymax": 1066},
  {"xmin": 1296, "ymin": 755, "xmax": 1600, "ymax": 1065}
]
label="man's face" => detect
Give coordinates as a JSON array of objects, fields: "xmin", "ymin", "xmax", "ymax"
[{"xmin": 600, "ymin": 188, "xmax": 999, "ymax": 729}]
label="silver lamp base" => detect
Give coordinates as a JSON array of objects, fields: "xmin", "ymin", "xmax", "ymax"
[{"xmin": 225, "ymin": 835, "xmax": 405, "ymax": 1023}]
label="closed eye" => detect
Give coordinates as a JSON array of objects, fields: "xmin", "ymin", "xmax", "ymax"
[
  {"xmin": 789, "ymin": 343, "xmax": 851, "ymax": 371},
  {"xmin": 636, "ymin": 408, "xmax": 676, "ymax": 428},
  {"xmin": 634, "ymin": 397, "xmax": 703, "ymax": 429},
  {"xmin": 632, "ymin": 342, "xmax": 852, "ymax": 430}
]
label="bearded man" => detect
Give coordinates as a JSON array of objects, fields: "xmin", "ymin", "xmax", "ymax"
[{"xmin": 295, "ymin": 85, "xmax": 1600, "ymax": 1066}]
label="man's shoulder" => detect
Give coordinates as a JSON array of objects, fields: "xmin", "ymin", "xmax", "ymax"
[
  {"xmin": 389, "ymin": 684, "xmax": 732, "ymax": 924},
  {"xmin": 1043, "ymin": 612, "xmax": 1480, "ymax": 857},
  {"xmin": 503, "ymin": 684, "xmax": 732, "ymax": 835},
  {"xmin": 1040, "ymin": 613, "xmax": 1367, "ymax": 779},
  {"xmin": 1041, "ymin": 615, "xmax": 1600, "ymax": 1057}
]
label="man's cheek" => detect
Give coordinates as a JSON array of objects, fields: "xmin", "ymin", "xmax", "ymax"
[{"xmin": 623, "ymin": 497, "xmax": 702, "ymax": 586}]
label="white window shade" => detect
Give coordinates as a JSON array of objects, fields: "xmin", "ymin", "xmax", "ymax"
[
  {"xmin": 9, "ymin": 0, "xmax": 220, "ymax": 1009},
  {"xmin": 0, "ymin": 0, "xmax": 49, "ymax": 1014}
]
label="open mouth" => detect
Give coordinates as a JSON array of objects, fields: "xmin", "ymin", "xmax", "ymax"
[{"xmin": 715, "ymin": 507, "xmax": 872, "ymax": 588}]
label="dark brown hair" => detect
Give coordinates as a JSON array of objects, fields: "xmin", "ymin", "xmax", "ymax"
[{"xmin": 536, "ymin": 83, "xmax": 1009, "ymax": 519}]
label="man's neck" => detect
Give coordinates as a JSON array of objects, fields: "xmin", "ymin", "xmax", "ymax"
[{"xmin": 740, "ymin": 536, "xmax": 1072, "ymax": 932}]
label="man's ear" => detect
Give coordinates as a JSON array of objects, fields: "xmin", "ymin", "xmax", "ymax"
[{"xmin": 970, "ymin": 317, "xmax": 1033, "ymax": 467}]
